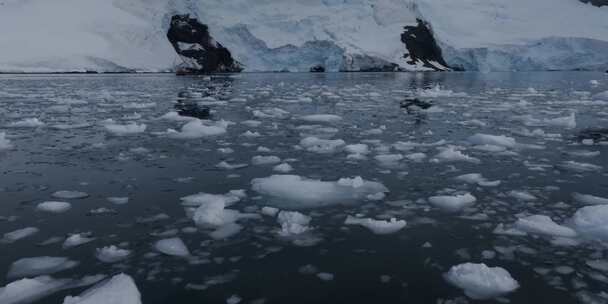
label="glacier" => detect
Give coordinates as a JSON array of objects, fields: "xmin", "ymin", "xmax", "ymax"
[{"xmin": 0, "ymin": 0, "xmax": 606, "ymax": 72}]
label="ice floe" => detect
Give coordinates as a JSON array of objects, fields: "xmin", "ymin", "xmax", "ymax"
[
  {"xmin": 573, "ymin": 193, "xmax": 608, "ymax": 205},
  {"xmin": 36, "ymin": 201, "xmax": 71, "ymax": 213},
  {"xmin": 62, "ymin": 273, "xmax": 141, "ymax": 304},
  {"xmin": 167, "ymin": 120, "xmax": 229, "ymax": 139},
  {"xmin": 571, "ymin": 205, "xmax": 608, "ymax": 241},
  {"xmin": 2, "ymin": 227, "xmax": 39, "ymax": 243},
  {"xmin": 7, "ymin": 118, "xmax": 45, "ymax": 128},
  {"xmin": 299, "ymin": 137, "xmax": 345, "ymax": 154},
  {"xmin": 428, "ymin": 193, "xmax": 477, "ymax": 212},
  {"xmin": 63, "ymin": 233, "xmax": 95, "ymax": 249},
  {"xmin": 277, "ymin": 211, "xmax": 311, "ymax": 236},
  {"xmin": 273, "ymin": 163, "xmax": 293, "ymax": 173},
  {"xmin": 514, "ymin": 215, "xmax": 577, "ymax": 238},
  {"xmin": 252, "ymin": 155, "xmax": 281, "ymax": 166},
  {"xmin": 154, "ymin": 237, "xmax": 190, "ymax": 257},
  {"xmin": 444, "ymin": 263, "xmax": 519, "ymax": 300},
  {"xmin": 104, "ymin": 123, "xmax": 146, "ymax": 136},
  {"xmin": 251, "ymin": 175, "xmax": 388, "ymax": 209},
  {"xmin": 0, "ymin": 276, "xmax": 72, "ymax": 304},
  {"xmin": 52, "ymin": 190, "xmax": 89, "ymax": 199},
  {"xmin": 0, "ymin": 132, "xmax": 13, "ymax": 150},
  {"xmin": 8, "ymin": 256, "xmax": 79, "ymax": 279},
  {"xmin": 299, "ymin": 114, "xmax": 342, "ymax": 123},
  {"xmin": 454, "ymin": 173, "xmax": 500, "ymax": 187},
  {"xmin": 434, "ymin": 146, "xmax": 480, "ymax": 164},
  {"xmin": 467, "ymin": 134, "xmax": 516, "ymax": 148},
  {"xmin": 95, "ymin": 246, "xmax": 131, "ymax": 263},
  {"xmin": 344, "ymin": 216, "xmax": 406, "ymax": 234}
]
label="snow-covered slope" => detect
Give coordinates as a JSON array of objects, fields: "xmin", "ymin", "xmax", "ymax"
[{"xmin": 0, "ymin": 0, "xmax": 606, "ymax": 72}]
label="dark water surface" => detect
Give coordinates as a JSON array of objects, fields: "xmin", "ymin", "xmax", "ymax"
[{"xmin": 1, "ymin": 72, "xmax": 608, "ymax": 303}]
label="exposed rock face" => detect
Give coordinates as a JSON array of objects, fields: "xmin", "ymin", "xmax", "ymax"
[
  {"xmin": 579, "ymin": 0, "xmax": 608, "ymax": 7},
  {"xmin": 167, "ymin": 14, "xmax": 242, "ymax": 73},
  {"xmin": 401, "ymin": 19, "xmax": 451, "ymax": 71}
]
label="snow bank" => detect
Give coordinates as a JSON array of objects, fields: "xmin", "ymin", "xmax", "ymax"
[
  {"xmin": 63, "ymin": 273, "xmax": 141, "ymax": 304},
  {"xmin": 428, "ymin": 193, "xmax": 477, "ymax": 212},
  {"xmin": 444, "ymin": 263, "xmax": 519, "ymax": 300},
  {"xmin": 344, "ymin": 216, "xmax": 406, "ymax": 234},
  {"xmin": 251, "ymin": 175, "xmax": 388, "ymax": 209}
]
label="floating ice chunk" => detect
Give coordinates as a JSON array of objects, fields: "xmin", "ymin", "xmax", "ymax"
[
  {"xmin": 317, "ymin": 273, "xmax": 334, "ymax": 281},
  {"xmin": 216, "ymin": 161, "xmax": 248, "ymax": 170},
  {"xmin": 2, "ymin": 227, "xmax": 39, "ymax": 243},
  {"xmin": 514, "ymin": 215, "xmax": 577, "ymax": 238},
  {"xmin": 0, "ymin": 276, "xmax": 72, "ymax": 304},
  {"xmin": 455, "ymin": 173, "xmax": 500, "ymax": 187},
  {"xmin": 508, "ymin": 190, "xmax": 537, "ymax": 201},
  {"xmin": 241, "ymin": 120, "xmax": 262, "ymax": 127},
  {"xmin": 493, "ymin": 224, "xmax": 527, "ymax": 236},
  {"xmin": 557, "ymin": 161, "xmax": 602, "ymax": 173},
  {"xmin": 417, "ymin": 85, "xmax": 467, "ymax": 98},
  {"xmin": 96, "ymin": 246, "xmax": 131, "ymax": 263},
  {"xmin": 393, "ymin": 140, "xmax": 446, "ymax": 151},
  {"xmin": 104, "ymin": 123, "xmax": 146, "ymax": 136},
  {"xmin": 374, "ymin": 154, "xmax": 403, "ymax": 165},
  {"xmin": 252, "ymin": 155, "xmax": 281, "ymax": 165},
  {"xmin": 261, "ymin": 206, "xmax": 279, "ymax": 217},
  {"xmin": 226, "ymin": 295, "xmax": 242, "ymax": 304},
  {"xmin": 154, "ymin": 238, "xmax": 190, "ymax": 257},
  {"xmin": 0, "ymin": 132, "xmax": 14, "ymax": 150},
  {"xmin": 107, "ymin": 197, "xmax": 129, "ymax": 205},
  {"xmin": 52, "ymin": 191, "xmax": 89, "ymax": 199},
  {"xmin": 8, "ymin": 256, "xmax": 79, "ymax": 279},
  {"xmin": 123, "ymin": 102, "xmax": 155, "ymax": 109},
  {"xmin": 273, "ymin": 163, "xmax": 293, "ymax": 173},
  {"xmin": 251, "ymin": 175, "xmax": 389, "ymax": 209},
  {"xmin": 167, "ymin": 120, "xmax": 229, "ymax": 139},
  {"xmin": 444, "ymin": 263, "xmax": 519, "ymax": 300},
  {"xmin": 593, "ymin": 90, "xmax": 608, "ymax": 100},
  {"xmin": 191, "ymin": 199, "xmax": 258, "ymax": 228},
  {"xmin": 299, "ymin": 137, "xmax": 345, "ymax": 154},
  {"xmin": 158, "ymin": 111, "xmax": 197, "ymax": 122},
  {"xmin": 467, "ymin": 134, "xmax": 516, "ymax": 148},
  {"xmin": 572, "ymin": 205, "xmax": 608, "ymax": 241},
  {"xmin": 62, "ymin": 273, "xmax": 141, "ymax": 304},
  {"xmin": 36, "ymin": 201, "xmax": 71, "ymax": 213},
  {"xmin": 586, "ymin": 260, "xmax": 608, "ymax": 272},
  {"xmin": 428, "ymin": 193, "xmax": 477, "ymax": 212},
  {"xmin": 63, "ymin": 233, "xmax": 95, "ymax": 249},
  {"xmin": 299, "ymin": 114, "xmax": 342, "ymax": 123},
  {"xmin": 405, "ymin": 153, "xmax": 427, "ymax": 162},
  {"xmin": 573, "ymin": 193, "xmax": 608, "ymax": 205},
  {"xmin": 519, "ymin": 113, "xmax": 577, "ymax": 129},
  {"xmin": 180, "ymin": 190, "xmax": 244, "ymax": 207},
  {"xmin": 7, "ymin": 118, "xmax": 45, "ymax": 128},
  {"xmin": 344, "ymin": 144, "xmax": 369, "ymax": 155},
  {"xmin": 209, "ymin": 223, "xmax": 243, "ymax": 240},
  {"xmin": 241, "ymin": 130, "xmax": 260, "ymax": 137},
  {"xmin": 344, "ymin": 216, "xmax": 406, "ymax": 234},
  {"xmin": 435, "ymin": 146, "xmax": 480, "ymax": 163},
  {"xmin": 252, "ymin": 108, "xmax": 289, "ymax": 119},
  {"xmin": 277, "ymin": 211, "xmax": 311, "ymax": 236}
]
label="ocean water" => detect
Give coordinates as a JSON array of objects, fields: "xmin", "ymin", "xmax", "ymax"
[{"xmin": 0, "ymin": 72, "xmax": 607, "ymax": 303}]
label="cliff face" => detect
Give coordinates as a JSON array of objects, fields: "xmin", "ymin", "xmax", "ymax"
[
  {"xmin": 167, "ymin": 15, "xmax": 242, "ymax": 73},
  {"xmin": 0, "ymin": 0, "xmax": 607, "ymax": 73}
]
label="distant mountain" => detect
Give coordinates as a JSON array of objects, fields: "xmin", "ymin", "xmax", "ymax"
[{"xmin": 0, "ymin": 0, "xmax": 606, "ymax": 73}]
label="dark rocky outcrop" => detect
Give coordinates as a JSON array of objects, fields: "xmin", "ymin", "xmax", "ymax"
[
  {"xmin": 167, "ymin": 14, "xmax": 243, "ymax": 73},
  {"xmin": 579, "ymin": 0, "xmax": 608, "ymax": 7},
  {"xmin": 310, "ymin": 65, "xmax": 325, "ymax": 72},
  {"xmin": 401, "ymin": 19, "xmax": 452, "ymax": 71}
]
